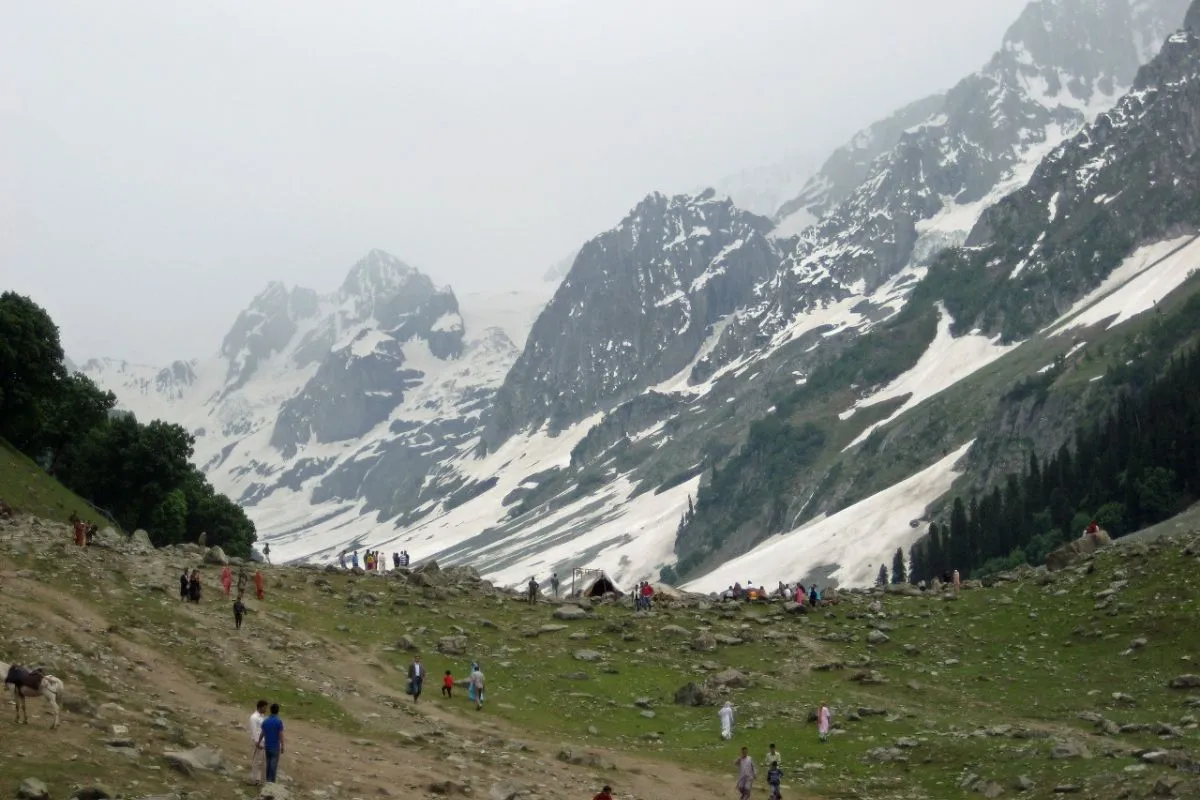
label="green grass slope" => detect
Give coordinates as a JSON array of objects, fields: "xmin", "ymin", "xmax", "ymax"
[{"xmin": 0, "ymin": 437, "xmax": 110, "ymax": 528}]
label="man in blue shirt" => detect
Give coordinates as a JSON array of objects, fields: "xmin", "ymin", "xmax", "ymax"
[{"xmin": 256, "ymin": 703, "xmax": 285, "ymax": 783}]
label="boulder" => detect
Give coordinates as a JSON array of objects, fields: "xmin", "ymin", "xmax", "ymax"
[
  {"xmin": 1168, "ymin": 674, "xmax": 1200, "ymax": 689},
  {"xmin": 1050, "ymin": 741, "xmax": 1091, "ymax": 760},
  {"xmin": 691, "ymin": 632, "xmax": 717, "ymax": 652},
  {"xmin": 163, "ymin": 746, "xmax": 225, "ymax": 776},
  {"xmin": 130, "ymin": 529, "xmax": 154, "ymax": 550},
  {"xmin": 204, "ymin": 545, "xmax": 229, "ymax": 565},
  {"xmin": 396, "ymin": 635, "xmax": 418, "ymax": 651},
  {"xmin": 660, "ymin": 624, "xmax": 692, "ymax": 638},
  {"xmin": 259, "ymin": 785, "xmax": 291, "ymax": 800},
  {"xmin": 71, "ymin": 787, "xmax": 114, "ymax": 800},
  {"xmin": 1046, "ymin": 531, "xmax": 1111, "ymax": 571},
  {"xmin": 573, "ymin": 649, "xmax": 603, "ymax": 662},
  {"xmin": 867, "ymin": 630, "xmax": 890, "ymax": 645},
  {"xmin": 437, "ymin": 635, "xmax": 469, "ymax": 655},
  {"xmin": 16, "ymin": 779, "xmax": 50, "ymax": 800},
  {"xmin": 673, "ymin": 682, "xmax": 714, "ymax": 707},
  {"xmin": 707, "ymin": 669, "xmax": 751, "ymax": 689},
  {"xmin": 553, "ymin": 605, "xmax": 589, "ymax": 621}
]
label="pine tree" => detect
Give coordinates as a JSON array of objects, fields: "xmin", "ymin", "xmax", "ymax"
[
  {"xmin": 890, "ymin": 547, "xmax": 907, "ymax": 584},
  {"xmin": 876, "ymin": 564, "xmax": 888, "ymax": 587}
]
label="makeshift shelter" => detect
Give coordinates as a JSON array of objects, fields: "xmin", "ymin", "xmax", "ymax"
[{"xmin": 579, "ymin": 573, "xmax": 624, "ymax": 598}]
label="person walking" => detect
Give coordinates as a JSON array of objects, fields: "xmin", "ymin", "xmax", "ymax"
[
  {"xmin": 527, "ymin": 577, "xmax": 539, "ymax": 605},
  {"xmin": 262, "ymin": 542, "xmax": 271, "ymax": 564},
  {"xmin": 256, "ymin": 703, "xmax": 284, "ymax": 783},
  {"xmin": 550, "ymin": 573, "xmax": 560, "ymax": 598},
  {"xmin": 592, "ymin": 786, "xmax": 614, "ymax": 800},
  {"xmin": 407, "ymin": 655, "xmax": 425, "ymax": 702},
  {"xmin": 179, "ymin": 569, "xmax": 189, "ymax": 602},
  {"xmin": 254, "ymin": 570, "xmax": 265, "ymax": 601},
  {"xmin": 237, "ymin": 568, "xmax": 248, "ymax": 597},
  {"xmin": 247, "ymin": 699, "xmax": 268, "ymax": 785},
  {"xmin": 188, "ymin": 569, "xmax": 202, "ymax": 603},
  {"xmin": 735, "ymin": 746, "xmax": 756, "ymax": 800},
  {"xmin": 234, "ymin": 596, "xmax": 246, "ymax": 630},
  {"xmin": 469, "ymin": 662, "xmax": 485, "ymax": 710},
  {"xmin": 817, "ymin": 703, "xmax": 832, "ymax": 743},
  {"xmin": 221, "ymin": 565, "xmax": 233, "ymax": 597},
  {"xmin": 719, "ymin": 701, "xmax": 735, "ymax": 740}
]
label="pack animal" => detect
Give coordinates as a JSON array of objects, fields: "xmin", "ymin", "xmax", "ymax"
[{"xmin": 2, "ymin": 661, "xmax": 64, "ymax": 728}]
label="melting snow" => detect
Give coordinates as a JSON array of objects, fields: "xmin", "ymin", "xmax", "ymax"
[
  {"xmin": 683, "ymin": 442, "xmax": 973, "ymax": 592},
  {"xmin": 1047, "ymin": 236, "xmax": 1200, "ymax": 335}
]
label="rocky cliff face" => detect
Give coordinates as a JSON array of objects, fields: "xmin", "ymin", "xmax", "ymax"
[{"xmin": 485, "ymin": 190, "xmax": 781, "ymax": 445}]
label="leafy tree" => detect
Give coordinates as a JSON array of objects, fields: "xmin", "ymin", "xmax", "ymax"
[
  {"xmin": 0, "ymin": 292, "xmax": 67, "ymax": 449},
  {"xmin": 40, "ymin": 372, "xmax": 116, "ymax": 472},
  {"xmin": 147, "ymin": 488, "xmax": 189, "ymax": 545},
  {"xmin": 1093, "ymin": 501, "xmax": 1127, "ymax": 536}
]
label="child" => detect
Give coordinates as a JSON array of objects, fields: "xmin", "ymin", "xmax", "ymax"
[
  {"xmin": 233, "ymin": 596, "xmax": 246, "ymax": 630},
  {"xmin": 442, "ymin": 670, "xmax": 454, "ymax": 699},
  {"xmin": 767, "ymin": 762, "xmax": 783, "ymax": 800}
]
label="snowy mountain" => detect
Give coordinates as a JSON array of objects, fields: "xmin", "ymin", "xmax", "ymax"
[{"xmin": 86, "ymin": 0, "xmax": 1199, "ymax": 596}]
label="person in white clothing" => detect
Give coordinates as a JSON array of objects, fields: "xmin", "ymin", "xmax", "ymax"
[
  {"xmin": 719, "ymin": 701, "xmax": 735, "ymax": 740},
  {"xmin": 248, "ymin": 699, "xmax": 268, "ymax": 785}
]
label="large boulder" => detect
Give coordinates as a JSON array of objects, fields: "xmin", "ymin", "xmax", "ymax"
[
  {"xmin": 706, "ymin": 669, "xmax": 750, "ymax": 689},
  {"xmin": 1046, "ymin": 530, "xmax": 1111, "ymax": 571},
  {"xmin": 163, "ymin": 746, "xmax": 225, "ymax": 776},
  {"xmin": 553, "ymin": 605, "xmax": 589, "ymax": 621},
  {"xmin": 437, "ymin": 635, "xmax": 468, "ymax": 655},
  {"xmin": 691, "ymin": 632, "xmax": 717, "ymax": 651},
  {"xmin": 16, "ymin": 779, "xmax": 50, "ymax": 800},
  {"xmin": 130, "ymin": 529, "xmax": 153, "ymax": 551},
  {"xmin": 204, "ymin": 546, "xmax": 229, "ymax": 565},
  {"xmin": 674, "ymin": 682, "xmax": 715, "ymax": 706}
]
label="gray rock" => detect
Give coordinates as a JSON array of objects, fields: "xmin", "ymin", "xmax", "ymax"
[
  {"xmin": 573, "ymin": 649, "xmax": 603, "ymax": 662},
  {"xmin": 539, "ymin": 624, "xmax": 568, "ymax": 634},
  {"xmin": 204, "ymin": 545, "xmax": 228, "ymax": 565},
  {"xmin": 553, "ymin": 605, "xmax": 589, "ymax": 621},
  {"xmin": 259, "ymin": 785, "xmax": 291, "ymax": 800},
  {"xmin": 130, "ymin": 529, "xmax": 153, "ymax": 550},
  {"xmin": 1049, "ymin": 741, "xmax": 1091, "ymax": 760},
  {"xmin": 673, "ymin": 682, "xmax": 714, "ymax": 707},
  {"xmin": 660, "ymin": 624, "xmax": 692, "ymax": 637},
  {"xmin": 1169, "ymin": 674, "xmax": 1200, "ymax": 689},
  {"xmin": 163, "ymin": 746, "xmax": 225, "ymax": 775},
  {"xmin": 1014, "ymin": 775, "xmax": 1035, "ymax": 792},
  {"xmin": 707, "ymin": 668, "xmax": 750, "ymax": 689},
  {"xmin": 691, "ymin": 632, "xmax": 717, "ymax": 652},
  {"xmin": 867, "ymin": 629, "xmax": 890, "ymax": 645},
  {"xmin": 437, "ymin": 635, "xmax": 469, "ymax": 655},
  {"xmin": 71, "ymin": 787, "xmax": 114, "ymax": 800},
  {"xmin": 17, "ymin": 779, "xmax": 50, "ymax": 800}
]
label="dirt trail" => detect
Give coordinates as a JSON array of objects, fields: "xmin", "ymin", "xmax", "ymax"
[{"xmin": 2, "ymin": 569, "xmax": 735, "ymax": 800}]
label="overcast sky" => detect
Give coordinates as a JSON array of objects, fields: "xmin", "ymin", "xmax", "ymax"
[{"xmin": 2, "ymin": 0, "xmax": 1028, "ymax": 364}]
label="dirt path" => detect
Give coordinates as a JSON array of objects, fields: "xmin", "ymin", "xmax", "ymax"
[{"xmin": 2, "ymin": 570, "xmax": 736, "ymax": 800}]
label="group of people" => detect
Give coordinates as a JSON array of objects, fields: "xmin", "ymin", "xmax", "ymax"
[
  {"xmin": 68, "ymin": 513, "xmax": 98, "ymax": 548},
  {"xmin": 633, "ymin": 580, "xmax": 655, "ymax": 611},
  {"xmin": 403, "ymin": 655, "xmax": 487, "ymax": 711},
  {"xmin": 179, "ymin": 564, "xmax": 266, "ymax": 630},
  {"xmin": 720, "ymin": 580, "xmax": 827, "ymax": 607},
  {"xmin": 338, "ymin": 549, "xmax": 410, "ymax": 571},
  {"xmin": 722, "ymin": 702, "xmax": 831, "ymax": 799}
]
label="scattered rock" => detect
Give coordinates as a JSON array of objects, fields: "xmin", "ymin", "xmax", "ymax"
[
  {"xmin": 553, "ymin": 605, "xmax": 589, "ymax": 621},
  {"xmin": 660, "ymin": 624, "xmax": 692, "ymax": 638},
  {"xmin": 691, "ymin": 632, "xmax": 717, "ymax": 652},
  {"xmin": 867, "ymin": 629, "xmax": 890, "ymax": 645},
  {"xmin": 16, "ymin": 779, "xmax": 50, "ymax": 800},
  {"xmin": 1050, "ymin": 741, "xmax": 1091, "ymax": 760},
  {"xmin": 850, "ymin": 670, "xmax": 887, "ymax": 685},
  {"xmin": 438, "ymin": 635, "xmax": 469, "ymax": 655},
  {"xmin": 203, "ymin": 545, "xmax": 228, "ymax": 565},
  {"xmin": 707, "ymin": 668, "xmax": 750, "ymax": 688},
  {"xmin": 163, "ymin": 745, "xmax": 225, "ymax": 776},
  {"xmin": 130, "ymin": 529, "xmax": 153, "ymax": 550},
  {"xmin": 1168, "ymin": 674, "xmax": 1200, "ymax": 689},
  {"xmin": 573, "ymin": 649, "xmax": 603, "ymax": 662},
  {"xmin": 673, "ymin": 682, "xmax": 714, "ymax": 707},
  {"xmin": 71, "ymin": 787, "xmax": 113, "ymax": 800}
]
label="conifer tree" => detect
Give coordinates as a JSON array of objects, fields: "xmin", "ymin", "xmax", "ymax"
[
  {"xmin": 890, "ymin": 547, "xmax": 907, "ymax": 584},
  {"xmin": 876, "ymin": 564, "xmax": 888, "ymax": 587}
]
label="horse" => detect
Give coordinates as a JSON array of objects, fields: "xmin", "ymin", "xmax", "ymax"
[{"xmin": 1, "ymin": 661, "xmax": 63, "ymax": 728}]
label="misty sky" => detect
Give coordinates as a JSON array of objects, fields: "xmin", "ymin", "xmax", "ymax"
[{"xmin": 3, "ymin": 0, "xmax": 1027, "ymax": 364}]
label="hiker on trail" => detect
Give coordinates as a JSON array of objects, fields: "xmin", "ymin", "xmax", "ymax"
[
  {"xmin": 352, "ymin": 550, "xmax": 360, "ymax": 569},
  {"xmin": 952, "ymin": 569, "xmax": 961, "ymax": 596},
  {"xmin": 402, "ymin": 551, "xmax": 410, "ymax": 567},
  {"xmin": 221, "ymin": 565, "xmax": 233, "ymax": 597},
  {"xmin": 808, "ymin": 585, "xmax": 819, "ymax": 607},
  {"xmin": 722, "ymin": 586, "xmax": 734, "ymax": 601},
  {"xmin": 254, "ymin": 570, "xmax": 265, "ymax": 601},
  {"xmin": 188, "ymin": 570, "xmax": 202, "ymax": 603},
  {"xmin": 817, "ymin": 703, "xmax": 831, "ymax": 742},
  {"xmin": 393, "ymin": 552, "xmax": 400, "ymax": 569},
  {"xmin": 234, "ymin": 596, "xmax": 246, "ymax": 630},
  {"xmin": 719, "ymin": 701, "xmax": 735, "ymax": 740},
  {"xmin": 469, "ymin": 662, "xmax": 485, "ymax": 710},
  {"xmin": 407, "ymin": 655, "xmax": 425, "ymax": 702},
  {"xmin": 248, "ymin": 699, "xmax": 268, "ymax": 785},
  {"xmin": 262, "ymin": 542, "xmax": 271, "ymax": 564},
  {"xmin": 735, "ymin": 746, "xmax": 756, "ymax": 800},
  {"xmin": 765, "ymin": 742, "xmax": 781, "ymax": 768},
  {"xmin": 442, "ymin": 669, "xmax": 454, "ymax": 699},
  {"xmin": 339, "ymin": 551, "xmax": 347, "ymax": 569},
  {"xmin": 767, "ymin": 760, "xmax": 783, "ymax": 800},
  {"xmin": 365, "ymin": 551, "xmax": 374, "ymax": 571},
  {"xmin": 256, "ymin": 703, "xmax": 284, "ymax": 783},
  {"xmin": 592, "ymin": 786, "xmax": 614, "ymax": 800},
  {"xmin": 550, "ymin": 572, "xmax": 560, "ymax": 598},
  {"xmin": 180, "ymin": 570, "xmax": 190, "ymax": 602},
  {"xmin": 732, "ymin": 581, "xmax": 743, "ymax": 600},
  {"xmin": 237, "ymin": 568, "xmax": 248, "ymax": 596},
  {"xmin": 73, "ymin": 515, "xmax": 86, "ymax": 547},
  {"xmin": 86, "ymin": 523, "xmax": 97, "ymax": 546},
  {"xmin": 527, "ymin": 577, "xmax": 539, "ymax": 605}
]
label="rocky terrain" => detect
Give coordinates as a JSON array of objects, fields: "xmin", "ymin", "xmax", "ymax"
[{"xmin": 3, "ymin": 501, "xmax": 1199, "ymax": 800}]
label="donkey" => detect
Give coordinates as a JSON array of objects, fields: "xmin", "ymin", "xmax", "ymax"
[{"xmin": 2, "ymin": 661, "xmax": 63, "ymax": 728}]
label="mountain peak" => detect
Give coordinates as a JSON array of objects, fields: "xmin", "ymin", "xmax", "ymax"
[
  {"xmin": 339, "ymin": 249, "xmax": 418, "ymax": 299},
  {"xmin": 1186, "ymin": 0, "xmax": 1200, "ymax": 31}
]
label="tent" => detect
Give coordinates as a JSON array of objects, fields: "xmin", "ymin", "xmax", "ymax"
[{"xmin": 579, "ymin": 573, "xmax": 624, "ymax": 598}]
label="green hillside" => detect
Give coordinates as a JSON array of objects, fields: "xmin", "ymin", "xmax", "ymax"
[{"xmin": 0, "ymin": 436, "xmax": 112, "ymax": 529}]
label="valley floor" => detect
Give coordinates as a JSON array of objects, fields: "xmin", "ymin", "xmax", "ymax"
[{"xmin": 2, "ymin": 515, "xmax": 1199, "ymax": 800}]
